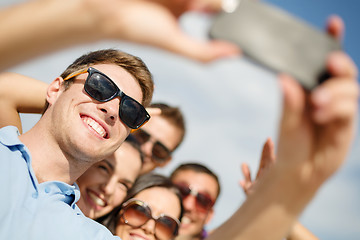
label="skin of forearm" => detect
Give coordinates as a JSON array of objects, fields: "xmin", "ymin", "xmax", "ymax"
[
  {"xmin": 286, "ymin": 221, "xmax": 319, "ymax": 240},
  {"xmin": 206, "ymin": 166, "xmax": 322, "ymax": 240},
  {"xmin": 0, "ymin": 0, "xmax": 104, "ymax": 71},
  {"xmin": 0, "ymin": 72, "xmax": 48, "ymax": 133}
]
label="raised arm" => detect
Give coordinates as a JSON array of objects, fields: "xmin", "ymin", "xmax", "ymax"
[
  {"xmin": 208, "ymin": 45, "xmax": 358, "ymax": 240},
  {"xmin": 0, "ymin": 0, "xmax": 239, "ymax": 71},
  {"xmin": 239, "ymin": 138, "xmax": 319, "ymax": 240},
  {"xmin": 0, "ymin": 73, "xmax": 47, "ymax": 133},
  {"xmin": 206, "ymin": 16, "xmax": 358, "ymax": 240}
]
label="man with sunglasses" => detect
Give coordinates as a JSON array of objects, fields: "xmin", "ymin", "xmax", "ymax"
[
  {"xmin": 170, "ymin": 163, "xmax": 220, "ymax": 240},
  {"xmin": 0, "ymin": 49, "xmax": 154, "ymax": 239},
  {"xmin": 132, "ymin": 103, "xmax": 186, "ymax": 175}
]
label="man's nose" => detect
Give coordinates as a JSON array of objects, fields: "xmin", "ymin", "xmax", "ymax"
[
  {"xmin": 98, "ymin": 99, "xmax": 119, "ymax": 124},
  {"xmin": 182, "ymin": 194, "xmax": 197, "ymax": 211}
]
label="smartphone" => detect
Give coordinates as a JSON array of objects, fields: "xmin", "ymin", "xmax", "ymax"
[{"xmin": 209, "ymin": 0, "xmax": 341, "ymax": 90}]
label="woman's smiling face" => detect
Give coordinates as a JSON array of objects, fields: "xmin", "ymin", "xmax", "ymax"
[
  {"xmin": 76, "ymin": 141, "xmax": 142, "ymax": 219},
  {"xmin": 115, "ymin": 186, "xmax": 181, "ymax": 240}
]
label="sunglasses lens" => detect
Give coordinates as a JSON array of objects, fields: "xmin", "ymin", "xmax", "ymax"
[
  {"xmin": 175, "ymin": 184, "xmax": 213, "ymax": 212},
  {"xmin": 152, "ymin": 142, "xmax": 171, "ymax": 162},
  {"xmin": 123, "ymin": 203, "xmax": 150, "ymax": 227},
  {"xmin": 120, "ymin": 97, "xmax": 149, "ymax": 129},
  {"xmin": 122, "ymin": 200, "xmax": 179, "ymax": 240},
  {"xmin": 196, "ymin": 193, "xmax": 214, "ymax": 211},
  {"xmin": 176, "ymin": 184, "xmax": 191, "ymax": 198},
  {"xmin": 155, "ymin": 216, "xmax": 179, "ymax": 240},
  {"xmin": 85, "ymin": 73, "xmax": 117, "ymax": 101},
  {"xmin": 84, "ymin": 69, "xmax": 149, "ymax": 129},
  {"xmin": 132, "ymin": 129, "xmax": 151, "ymax": 144},
  {"xmin": 132, "ymin": 130, "xmax": 171, "ymax": 162}
]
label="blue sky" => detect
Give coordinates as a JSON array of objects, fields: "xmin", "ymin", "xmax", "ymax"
[
  {"xmin": 269, "ymin": 0, "xmax": 360, "ymax": 72},
  {"xmin": 3, "ymin": 0, "xmax": 360, "ymax": 239}
]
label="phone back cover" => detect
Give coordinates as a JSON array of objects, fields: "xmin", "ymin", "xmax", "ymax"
[{"xmin": 209, "ymin": 0, "xmax": 341, "ymax": 89}]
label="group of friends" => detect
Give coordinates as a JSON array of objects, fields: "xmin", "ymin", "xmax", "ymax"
[{"xmin": 0, "ymin": 0, "xmax": 359, "ymax": 240}]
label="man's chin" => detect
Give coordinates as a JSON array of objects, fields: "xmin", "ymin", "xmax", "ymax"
[{"xmin": 179, "ymin": 226, "xmax": 198, "ymax": 237}]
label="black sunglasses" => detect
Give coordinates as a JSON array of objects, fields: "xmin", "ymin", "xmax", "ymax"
[
  {"xmin": 63, "ymin": 67, "xmax": 150, "ymax": 129},
  {"xmin": 174, "ymin": 183, "xmax": 214, "ymax": 213},
  {"xmin": 120, "ymin": 199, "xmax": 180, "ymax": 240},
  {"xmin": 131, "ymin": 129, "xmax": 171, "ymax": 163}
]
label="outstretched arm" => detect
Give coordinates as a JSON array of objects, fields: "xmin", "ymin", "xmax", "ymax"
[
  {"xmin": 208, "ymin": 44, "xmax": 358, "ymax": 240},
  {"xmin": 207, "ymin": 16, "xmax": 358, "ymax": 240},
  {"xmin": 0, "ymin": 0, "xmax": 239, "ymax": 71},
  {"xmin": 0, "ymin": 73, "xmax": 47, "ymax": 133}
]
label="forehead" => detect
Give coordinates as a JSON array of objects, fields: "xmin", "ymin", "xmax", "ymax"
[
  {"xmin": 172, "ymin": 169, "xmax": 218, "ymax": 199},
  {"xmin": 134, "ymin": 187, "xmax": 181, "ymax": 219},
  {"xmin": 91, "ymin": 64, "xmax": 143, "ymax": 104},
  {"xmin": 110, "ymin": 142, "xmax": 142, "ymax": 176}
]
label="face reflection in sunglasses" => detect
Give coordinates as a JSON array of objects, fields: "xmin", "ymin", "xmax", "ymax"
[
  {"xmin": 132, "ymin": 129, "xmax": 171, "ymax": 163},
  {"xmin": 63, "ymin": 67, "xmax": 150, "ymax": 129},
  {"xmin": 119, "ymin": 199, "xmax": 180, "ymax": 240},
  {"xmin": 175, "ymin": 183, "xmax": 214, "ymax": 213}
]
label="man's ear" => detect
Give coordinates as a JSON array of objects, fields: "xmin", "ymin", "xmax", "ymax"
[
  {"xmin": 46, "ymin": 77, "xmax": 63, "ymax": 105},
  {"xmin": 205, "ymin": 208, "xmax": 215, "ymax": 225},
  {"xmin": 158, "ymin": 156, "xmax": 172, "ymax": 168}
]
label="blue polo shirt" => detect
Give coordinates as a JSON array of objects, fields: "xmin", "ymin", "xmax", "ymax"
[{"xmin": 0, "ymin": 126, "xmax": 120, "ymax": 240}]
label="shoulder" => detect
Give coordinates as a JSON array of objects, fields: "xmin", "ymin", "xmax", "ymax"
[{"xmin": 0, "ymin": 126, "xmax": 21, "ymax": 146}]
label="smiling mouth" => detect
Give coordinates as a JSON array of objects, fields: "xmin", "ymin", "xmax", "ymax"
[
  {"xmin": 81, "ymin": 116, "xmax": 108, "ymax": 138},
  {"xmin": 129, "ymin": 233, "xmax": 148, "ymax": 240},
  {"xmin": 87, "ymin": 191, "xmax": 106, "ymax": 208},
  {"xmin": 181, "ymin": 216, "xmax": 192, "ymax": 225}
]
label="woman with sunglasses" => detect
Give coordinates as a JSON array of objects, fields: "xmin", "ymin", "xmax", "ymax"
[
  {"xmin": 0, "ymin": 71, "xmax": 144, "ymax": 220},
  {"xmin": 97, "ymin": 173, "xmax": 184, "ymax": 240}
]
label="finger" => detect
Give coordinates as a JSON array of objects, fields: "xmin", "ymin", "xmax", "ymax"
[
  {"xmin": 326, "ymin": 15, "xmax": 344, "ymax": 40},
  {"xmin": 241, "ymin": 163, "xmax": 252, "ymax": 182},
  {"xmin": 261, "ymin": 137, "xmax": 276, "ymax": 165},
  {"xmin": 239, "ymin": 180, "xmax": 246, "ymax": 189},
  {"xmin": 202, "ymin": 40, "xmax": 242, "ymax": 62},
  {"xmin": 311, "ymin": 52, "xmax": 359, "ymax": 123},
  {"xmin": 278, "ymin": 74, "xmax": 307, "ymax": 132},
  {"xmin": 326, "ymin": 52, "xmax": 358, "ymax": 79},
  {"xmin": 267, "ymin": 138, "xmax": 276, "ymax": 165},
  {"xmin": 169, "ymin": 34, "xmax": 241, "ymax": 62},
  {"xmin": 239, "ymin": 180, "xmax": 254, "ymax": 195},
  {"xmin": 257, "ymin": 137, "xmax": 276, "ymax": 178},
  {"xmin": 311, "ymin": 79, "xmax": 359, "ymax": 124}
]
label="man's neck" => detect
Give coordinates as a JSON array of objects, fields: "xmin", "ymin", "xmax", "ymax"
[{"xmin": 19, "ymin": 123, "xmax": 83, "ymax": 185}]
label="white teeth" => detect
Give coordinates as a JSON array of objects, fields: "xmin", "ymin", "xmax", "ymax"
[
  {"xmin": 181, "ymin": 216, "xmax": 191, "ymax": 224},
  {"xmin": 130, "ymin": 236, "xmax": 146, "ymax": 240},
  {"xmin": 88, "ymin": 191, "xmax": 106, "ymax": 207},
  {"xmin": 83, "ymin": 117, "xmax": 106, "ymax": 137}
]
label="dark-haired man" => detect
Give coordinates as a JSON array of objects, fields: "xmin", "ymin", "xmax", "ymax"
[
  {"xmin": 170, "ymin": 163, "xmax": 220, "ymax": 240},
  {"xmin": 132, "ymin": 103, "xmax": 186, "ymax": 175}
]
